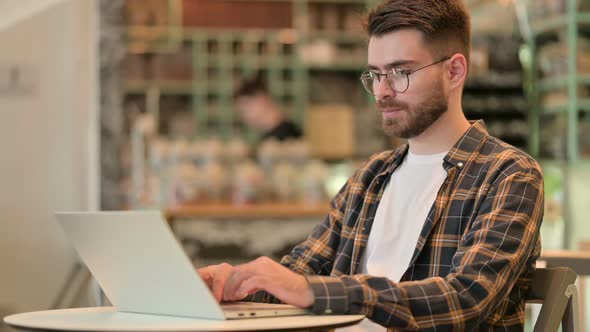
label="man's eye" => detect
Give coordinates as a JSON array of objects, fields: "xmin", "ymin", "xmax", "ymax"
[{"xmin": 393, "ymin": 68, "xmax": 409, "ymax": 76}]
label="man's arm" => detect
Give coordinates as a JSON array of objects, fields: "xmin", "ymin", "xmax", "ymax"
[
  {"xmin": 200, "ymin": 152, "xmax": 382, "ymax": 304},
  {"xmin": 280, "ymin": 177, "xmax": 350, "ymax": 274},
  {"xmin": 304, "ymin": 166, "xmax": 544, "ymax": 329},
  {"xmin": 245, "ymin": 177, "xmax": 352, "ymax": 303},
  {"xmin": 279, "ymin": 150, "xmax": 398, "ymax": 277}
]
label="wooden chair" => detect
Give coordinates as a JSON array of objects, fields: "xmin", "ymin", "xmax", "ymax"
[{"xmin": 526, "ymin": 267, "xmax": 579, "ymax": 332}]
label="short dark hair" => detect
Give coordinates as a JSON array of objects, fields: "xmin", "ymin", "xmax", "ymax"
[
  {"xmin": 234, "ymin": 76, "xmax": 268, "ymax": 99},
  {"xmin": 365, "ymin": 0, "xmax": 471, "ymax": 64}
]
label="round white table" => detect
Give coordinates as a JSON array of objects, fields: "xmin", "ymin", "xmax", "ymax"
[{"xmin": 4, "ymin": 307, "xmax": 365, "ymax": 331}]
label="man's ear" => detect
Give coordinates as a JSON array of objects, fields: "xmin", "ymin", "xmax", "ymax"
[{"xmin": 447, "ymin": 53, "xmax": 468, "ymax": 89}]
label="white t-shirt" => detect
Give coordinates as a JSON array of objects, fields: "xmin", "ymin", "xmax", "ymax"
[{"xmin": 339, "ymin": 150, "xmax": 448, "ymax": 332}]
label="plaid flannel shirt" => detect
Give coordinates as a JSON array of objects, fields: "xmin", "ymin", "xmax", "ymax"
[{"xmin": 254, "ymin": 120, "xmax": 544, "ymax": 331}]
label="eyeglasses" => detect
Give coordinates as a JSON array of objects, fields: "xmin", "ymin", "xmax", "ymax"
[{"xmin": 360, "ymin": 56, "xmax": 450, "ymax": 95}]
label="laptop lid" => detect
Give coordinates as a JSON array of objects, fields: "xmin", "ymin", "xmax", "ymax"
[{"xmin": 55, "ymin": 211, "xmax": 225, "ymax": 320}]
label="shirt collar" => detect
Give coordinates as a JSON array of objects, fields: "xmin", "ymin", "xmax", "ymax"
[
  {"xmin": 382, "ymin": 120, "xmax": 489, "ymax": 175},
  {"xmin": 443, "ymin": 120, "xmax": 488, "ymax": 169}
]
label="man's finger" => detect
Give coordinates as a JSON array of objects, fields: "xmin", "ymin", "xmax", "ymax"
[
  {"xmin": 212, "ymin": 269, "xmax": 231, "ymax": 302},
  {"xmin": 197, "ymin": 268, "xmax": 213, "ymax": 288},
  {"xmin": 223, "ymin": 269, "xmax": 251, "ymax": 301},
  {"xmin": 233, "ymin": 275, "xmax": 268, "ymax": 301}
]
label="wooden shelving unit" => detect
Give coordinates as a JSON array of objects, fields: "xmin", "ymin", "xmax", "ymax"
[
  {"xmin": 519, "ymin": 0, "xmax": 590, "ymax": 250},
  {"xmin": 122, "ymin": 0, "xmax": 372, "ymax": 143}
]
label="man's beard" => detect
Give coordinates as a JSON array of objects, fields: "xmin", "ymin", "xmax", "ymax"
[{"xmin": 378, "ymin": 84, "xmax": 448, "ymax": 139}]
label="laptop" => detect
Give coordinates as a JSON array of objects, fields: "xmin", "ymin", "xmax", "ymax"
[{"xmin": 54, "ymin": 211, "xmax": 308, "ymax": 320}]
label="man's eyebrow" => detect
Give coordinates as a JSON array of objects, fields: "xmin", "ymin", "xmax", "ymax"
[{"xmin": 367, "ymin": 60, "xmax": 417, "ymax": 71}]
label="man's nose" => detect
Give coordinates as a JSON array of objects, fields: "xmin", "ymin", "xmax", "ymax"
[{"xmin": 373, "ymin": 76, "xmax": 396, "ymax": 101}]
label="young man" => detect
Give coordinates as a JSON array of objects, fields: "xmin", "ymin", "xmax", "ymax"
[
  {"xmin": 199, "ymin": 1, "xmax": 544, "ymax": 330},
  {"xmin": 234, "ymin": 77, "xmax": 302, "ymax": 142}
]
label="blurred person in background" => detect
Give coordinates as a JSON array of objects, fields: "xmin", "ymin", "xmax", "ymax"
[
  {"xmin": 234, "ymin": 77, "xmax": 302, "ymax": 142},
  {"xmin": 199, "ymin": 0, "xmax": 544, "ymax": 331}
]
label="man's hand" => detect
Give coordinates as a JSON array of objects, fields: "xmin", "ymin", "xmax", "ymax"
[
  {"xmin": 197, "ymin": 262, "xmax": 237, "ymax": 302},
  {"xmin": 222, "ymin": 256, "xmax": 314, "ymax": 308}
]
